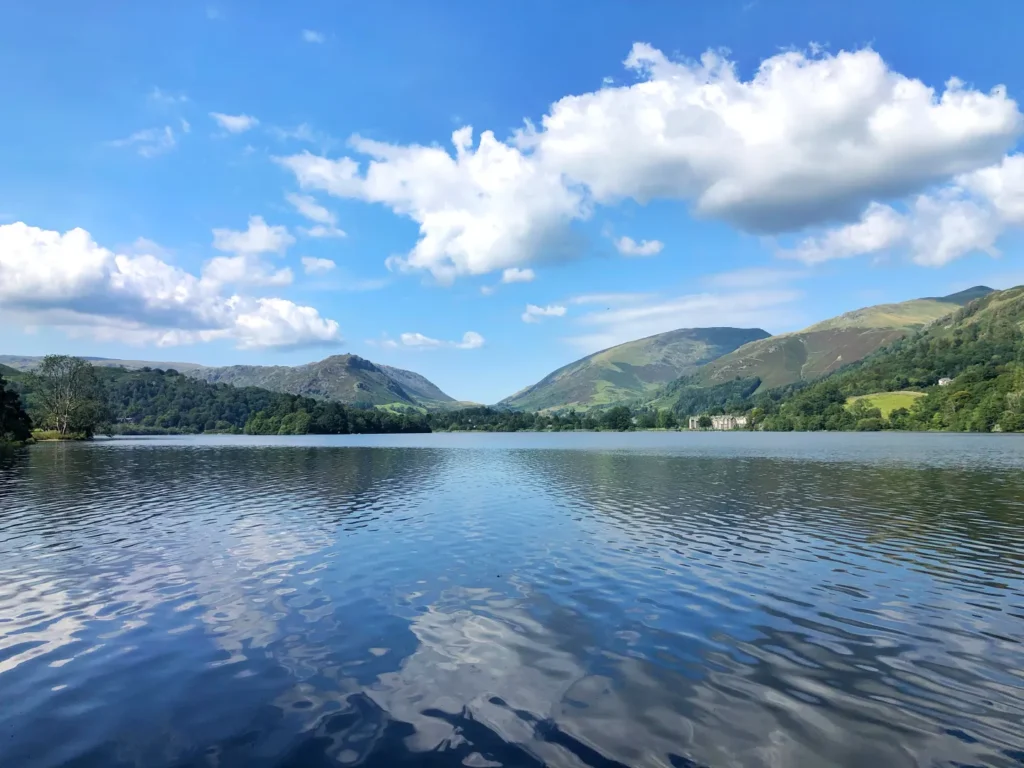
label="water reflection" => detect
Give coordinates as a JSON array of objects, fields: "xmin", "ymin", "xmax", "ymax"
[{"xmin": 0, "ymin": 436, "xmax": 1023, "ymax": 767}]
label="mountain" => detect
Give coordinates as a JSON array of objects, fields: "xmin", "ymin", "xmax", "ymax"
[
  {"xmin": 0, "ymin": 354, "xmax": 456, "ymax": 410},
  {"xmin": 185, "ymin": 355, "xmax": 455, "ymax": 408},
  {"xmin": 499, "ymin": 327, "xmax": 771, "ymax": 411},
  {"xmin": 689, "ymin": 288, "xmax": 993, "ymax": 392}
]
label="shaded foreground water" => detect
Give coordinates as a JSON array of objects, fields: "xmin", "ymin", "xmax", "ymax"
[{"xmin": 1, "ymin": 433, "xmax": 1023, "ymax": 768}]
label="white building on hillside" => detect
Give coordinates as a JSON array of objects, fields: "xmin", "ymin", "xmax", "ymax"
[{"xmin": 689, "ymin": 414, "xmax": 749, "ymax": 431}]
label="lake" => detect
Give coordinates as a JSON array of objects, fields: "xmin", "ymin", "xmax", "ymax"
[{"xmin": 1, "ymin": 433, "xmax": 1023, "ymax": 767}]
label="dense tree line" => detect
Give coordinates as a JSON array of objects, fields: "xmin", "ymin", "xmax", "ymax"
[
  {"xmin": 426, "ymin": 405, "xmax": 640, "ymax": 432},
  {"xmin": 0, "ymin": 372, "xmax": 32, "ymax": 443},
  {"xmin": 244, "ymin": 399, "xmax": 429, "ymax": 434}
]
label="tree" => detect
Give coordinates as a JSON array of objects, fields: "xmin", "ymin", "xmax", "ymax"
[
  {"xmin": 697, "ymin": 415, "xmax": 713, "ymax": 430},
  {"xmin": 602, "ymin": 406, "xmax": 633, "ymax": 431},
  {"xmin": 0, "ymin": 374, "xmax": 32, "ymax": 443},
  {"xmin": 32, "ymin": 355, "xmax": 102, "ymax": 436},
  {"xmin": 635, "ymin": 410, "xmax": 657, "ymax": 429},
  {"xmin": 656, "ymin": 409, "xmax": 678, "ymax": 429}
]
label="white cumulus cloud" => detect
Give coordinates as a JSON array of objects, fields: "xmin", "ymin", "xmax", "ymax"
[
  {"xmin": 207, "ymin": 216, "xmax": 296, "ymax": 287},
  {"xmin": 781, "ymin": 202, "xmax": 908, "ymax": 264},
  {"xmin": 210, "ymin": 112, "xmax": 260, "ymax": 134},
  {"xmin": 960, "ymin": 153, "xmax": 1024, "ymax": 224},
  {"xmin": 0, "ymin": 222, "xmax": 341, "ymax": 349},
  {"xmin": 522, "ymin": 303, "xmax": 567, "ymax": 323},
  {"xmin": 213, "ymin": 215, "xmax": 294, "ymax": 255},
  {"xmin": 276, "ymin": 43, "xmax": 1020, "ymax": 281},
  {"xmin": 780, "ymin": 183, "xmax": 1005, "ymax": 268},
  {"xmin": 529, "ymin": 44, "xmax": 1019, "ymax": 232},
  {"xmin": 201, "ymin": 256, "xmax": 293, "ymax": 287},
  {"xmin": 614, "ymin": 236, "xmax": 663, "ymax": 257},
  {"xmin": 276, "ymin": 126, "xmax": 587, "ymax": 284}
]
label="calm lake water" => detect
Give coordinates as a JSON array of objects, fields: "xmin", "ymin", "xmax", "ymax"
[{"xmin": 2, "ymin": 433, "xmax": 1023, "ymax": 768}]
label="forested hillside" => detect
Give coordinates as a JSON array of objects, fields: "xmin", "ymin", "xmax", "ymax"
[
  {"xmin": 6, "ymin": 364, "xmax": 430, "ymax": 435},
  {"xmin": 695, "ymin": 286, "xmax": 1024, "ymax": 432}
]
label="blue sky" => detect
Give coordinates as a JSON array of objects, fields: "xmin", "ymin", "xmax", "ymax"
[{"xmin": 3, "ymin": 0, "xmax": 1024, "ymax": 403}]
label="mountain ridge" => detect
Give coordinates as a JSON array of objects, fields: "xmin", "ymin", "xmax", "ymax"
[
  {"xmin": 688, "ymin": 288, "xmax": 993, "ymax": 392},
  {"xmin": 499, "ymin": 326, "xmax": 771, "ymax": 411}
]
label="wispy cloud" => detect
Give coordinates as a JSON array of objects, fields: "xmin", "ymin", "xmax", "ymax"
[
  {"xmin": 522, "ymin": 304, "xmax": 567, "ymax": 323},
  {"xmin": 109, "ymin": 126, "xmax": 177, "ymax": 158},
  {"xmin": 302, "ymin": 269, "xmax": 390, "ymax": 293},
  {"xmin": 373, "ymin": 331, "xmax": 484, "ymax": 350},
  {"xmin": 149, "ymin": 87, "xmax": 188, "ymax": 107},
  {"xmin": 569, "ymin": 292, "xmax": 654, "ymax": 306},
  {"xmin": 302, "ymin": 29, "xmax": 325, "ymax": 43},
  {"xmin": 563, "ymin": 289, "xmax": 804, "ymax": 352},
  {"xmin": 702, "ymin": 266, "xmax": 809, "ymax": 290},
  {"xmin": 501, "ymin": 267, "xmax": 535, "ymax": 283},
  {"xmin": 614, "ymin": 236, "xmax": 663, "ymax": 257},
  {"xmin": 286, "ymin": 193, "xmax": 347, "ymax": 237},
  {"xmin": 301, "ymin": 256, "xmax": 336, "ymax": 275}
]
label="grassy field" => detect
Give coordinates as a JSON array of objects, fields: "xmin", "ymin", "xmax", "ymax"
[
  {"xmin": 845, "ymin": 391, "xmax": 925, "ymax": 418},
  {"xmin": 30, "ymin": 429, "xmax": 91, "ymax": 441}
]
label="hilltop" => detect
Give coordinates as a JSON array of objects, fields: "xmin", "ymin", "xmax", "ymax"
[
  {"xmin": 688, "ymin": 288, "xmax": 992, "ymax": 392},
  {"xmin": 500, "ymin": 327, "xmax": 769, "ymax": 411}
]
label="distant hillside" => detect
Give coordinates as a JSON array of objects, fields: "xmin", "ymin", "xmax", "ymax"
[
  {"xmin": 0, "ymin": 353, "xmax": 456, "ymax": 410},
  {"xmin": 500, "ymin": 327, "xmax": 770, "ymax": 411},
  {"xmin": 186, "ymin": 355, "xmax": 436, "ymax": 408},
  {"xmin": 0, "ymin": 354, "xmax": 206, "ymax": 373},
  {"xmin": 690, "ymin": 288, "xmax": 992, "ymax": 392}
]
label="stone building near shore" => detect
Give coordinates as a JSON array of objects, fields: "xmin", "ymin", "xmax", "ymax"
[{"xmin": 688, "ymin": 414, "xmax": 749, "ymax": 431}]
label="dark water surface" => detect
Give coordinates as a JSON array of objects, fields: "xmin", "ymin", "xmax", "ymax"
[{"xmin": 2, "ymin": 433, "xmax": 1023, "ymax": 767}]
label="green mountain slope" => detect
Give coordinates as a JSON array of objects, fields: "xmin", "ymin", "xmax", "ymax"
[
  {"xmin": 500, "ymin": 327, "xmax": 771, "ymax": 411},
  {"xmin": 691, "ymin": 288, "xmax": 992, "ymax": 391},
  {"xmin": 377, "ymin": 364, "xmax": 456, "ymax": 408},
  {"xmin": 751, "ymin": 285, "xmax": 1024, "ymax": 432}
]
